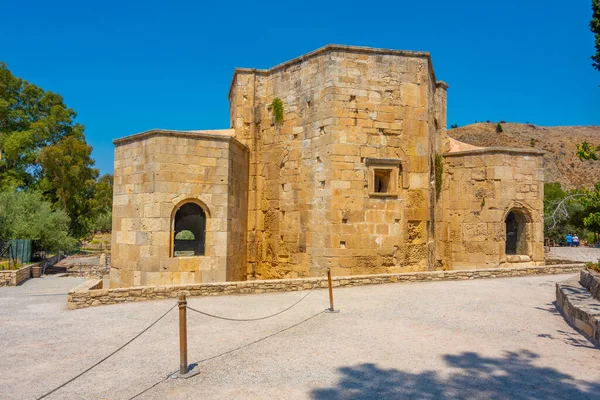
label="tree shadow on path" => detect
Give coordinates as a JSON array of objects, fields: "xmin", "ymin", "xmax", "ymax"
[{"xmin": 311, "ymin": 350, "xmax": 600, "ymax": 399}]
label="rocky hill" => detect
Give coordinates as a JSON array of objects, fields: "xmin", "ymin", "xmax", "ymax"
[{"xmin": 448, "ymin": 123, "xmax": 600, "ymax": 189}]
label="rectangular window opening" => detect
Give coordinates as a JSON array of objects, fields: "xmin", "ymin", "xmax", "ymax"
[{"xmin": 374, "ymin": 169, "xmax": 391, "ymax": 193}]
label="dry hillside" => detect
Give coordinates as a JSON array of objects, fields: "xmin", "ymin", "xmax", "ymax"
[{"xmin": 448, "ymin": 123, "xmax": 600, "ymax": 189}]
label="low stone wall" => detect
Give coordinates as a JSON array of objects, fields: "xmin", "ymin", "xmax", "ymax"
[
  {"xmin": 68, "ymin": 263, "xmax": 584, "ymax": 310},
  {"xmin": 0, "ymin": 254, "xmax": 63, "ymax": 287},
  {"xmin": 0, "ymin": 264, "xmax": 33, "ymax": 287},
  {"xmin": 580, "ymin": 269, "xmax": 600, "ymax": 301},
  {"xmin": 556, "ymin": 276, "xmax": 600, "ymax": 346}
]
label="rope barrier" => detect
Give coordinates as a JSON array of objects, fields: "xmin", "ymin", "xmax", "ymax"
[
  {"xmin": 128, "ymin": 309, "xmax": 326, "ymax": 400},
  {"xmin": 36, "ymin": 303, "xmax": 177, "ymax": 400},
  {"xmin": 185, "ymin": 285, "xmax": 318, "ymax": 321}
]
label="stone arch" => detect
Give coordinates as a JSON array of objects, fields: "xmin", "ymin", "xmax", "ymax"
[
  {"xmin": 170, "ymin": 199, "xmax": 210, "ymax": 257},
  {"xmin": 503, "ymin": 202, "xmax": 533, "ymax": 257}
]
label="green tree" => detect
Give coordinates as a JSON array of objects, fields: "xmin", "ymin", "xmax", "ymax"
[
  {"xmin": 496, "ymin": 123, "xmax": 503, "ymax": 133},
  {"xmin": 38, "ymin": 136, "xmax": 99, "ymax": 237},
  {"xmin": 0, "ymin": 189, "xmax": 76, "ymax": 252},
  {"xmin": 0, "ymin": 62, "xmax": 101, "ymax": 238},
  {"xmin": 592, "ymin": 0, "xmax": 600, "ymax": 71},
  {"xmin": 89, "ymin": 174, "xmax": 113, "ymax": 233}
]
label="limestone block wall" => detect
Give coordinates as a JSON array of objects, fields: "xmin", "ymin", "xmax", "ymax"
[
  {"xmin": 111, "ymin": 130, "xmax": 248, "ymax": 288},
  {"xmin": 441, "ymin": 148, "xmax": 545, "ymax": 269},
  {"xmin": 229, "ymin": 45, "xmax": 448, "ymax": 279}
]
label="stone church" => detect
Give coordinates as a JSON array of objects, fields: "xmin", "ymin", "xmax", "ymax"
[{"xmin": 110, "ymin": 45, "xmax": 544, "ymax": 288}]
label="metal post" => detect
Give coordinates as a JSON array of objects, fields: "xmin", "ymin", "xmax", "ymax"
[
  {"xmin": 327, "ymin": 268, "xmax": 334, "ymax": 312},
  {"xmin": 178, "ymin": 295, "xmax": 188, "ymax": 375}
]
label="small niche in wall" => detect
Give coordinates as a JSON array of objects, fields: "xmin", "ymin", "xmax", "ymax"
[
  {"xmin": 320, "ymin": 180, "xmax": 326, "ymax": 188},
  {"xmin": 374, "ymin": 169, "xmax": 391, "ymax": 193},
  {"xmin": 365, "ymin": 158, "xmax": 402, "ymax": 198},
  {"xmin": 340, "ymin": 241, "xmax": 346, "ymax": 248},
  {"xmin": 342, "ymin": 218, "xmax": 348, "ymax": 224},
  {"xmin": 394, "ymin": 219, "xmax": 400, "ymax": 224}
]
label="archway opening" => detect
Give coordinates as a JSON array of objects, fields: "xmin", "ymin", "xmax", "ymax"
[
  {"xmin": 173, "ymin": 203, "xmax": 206, "ymax": 256},
  {"xmin": 505, "ymin": 210, "xmax": 527, "ymax": 255}
]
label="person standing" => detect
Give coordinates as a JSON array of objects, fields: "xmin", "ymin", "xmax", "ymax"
[
  {"xmin": 573, "ymin": 234, "xmax": 580, "ymax": 247},
  {"xmin": 566, "ymin": 233, "xmax": 573, "ymax": 247}
]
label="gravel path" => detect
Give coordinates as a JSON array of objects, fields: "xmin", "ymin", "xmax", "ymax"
[
  {"xmin": 1, "ymin": 274, "xmax": 599, "ymax": 399},
  {"xmin": 547, "ymin": 246, "xmax": 600, "ymax": 263}
]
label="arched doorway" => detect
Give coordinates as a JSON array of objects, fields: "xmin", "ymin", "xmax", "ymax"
[
  {"xmin": 173, "ymin": 202, "xmax": 206, "ymax": 256},
  {"xmin": 505, "ymin": 210, "xmax": 527, "ymax": 255}
]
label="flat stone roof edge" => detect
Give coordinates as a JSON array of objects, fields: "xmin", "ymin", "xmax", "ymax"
[
  {"xmin": 444, "ymin": 147, "xmax": 546, "ymax": 157},
  {"xmin": 228, "ymin": 44, "xmax": 437, "ymax": 99},
  {"xmin": 113, "ymin": 129, "xmax": 248, "ymax": 151}
]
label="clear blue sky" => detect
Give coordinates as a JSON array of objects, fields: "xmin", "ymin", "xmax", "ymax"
[{"xmin": 2, "ymin": 0, "xmax": 599, "ymax": 175}]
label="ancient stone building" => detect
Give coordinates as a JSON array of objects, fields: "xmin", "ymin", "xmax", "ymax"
[{"xmin": 110, "ymin": 45, "xmax": 544, "ymax": 288}]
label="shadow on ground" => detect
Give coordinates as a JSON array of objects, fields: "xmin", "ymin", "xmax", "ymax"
[{"xmin": 311, "ymin": 350, "xmax": 600, "ymax": 399}]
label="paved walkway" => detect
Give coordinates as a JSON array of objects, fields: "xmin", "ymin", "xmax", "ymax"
[
  {"xmin": 547, "ymin": 246, "xmax": 600, "ymax": 263},
  {"xmin": 1, "ymin": 274, "xmax": 599, "ymax": 399}
]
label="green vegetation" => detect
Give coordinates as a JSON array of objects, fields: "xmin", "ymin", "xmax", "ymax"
[
  {"xmin": 175, "ymin": 230, "xmax": 195, "ymax": 240},
  {"xmin": 496, "ymin": 123, "xmax": 503, "ymax": 133},
  {"xmin": 586, "ymin": 259, "xmax": 600, "ymax": 273},
  {"xmin": 544, "ymin": 182, "xmax": 600, "ymax": 245},
  {"xmin": 449, "ymin": 124, "xmax": 458, "ymax": 129},
  {"xmin": 591, "ymin": 0, "xmax": 600, "ymax": 71},
  {"xmin": 271, "ymin": 98, "xmax": 284, "ymax": 123},
  {"xmin": 434, "ymin": 154, "xmax": 443, "ymax": 200},
  {"xmin": 0, "ymin": 62, "xmax": 112, "ymax": 244},
  {"xmin": 577, "ymin": 141, "xmax": 599, "ymax": 161},
  {"xmin": 0, "ymin": 190, "xmax": 75, "ymax": 252}
]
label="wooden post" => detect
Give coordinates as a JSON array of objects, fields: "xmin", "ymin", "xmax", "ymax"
[
  {"xmin": 327, "ymin": 268, "xmax": 334, "ymax": 312},
  {"xmin": 178, "ymin": 295, "xmax": 188, "ymax": 375}
]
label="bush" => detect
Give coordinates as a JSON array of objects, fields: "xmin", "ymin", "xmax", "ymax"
[
  {"xmin": 496, "ymin": 123, "xmax": 503, "ymax": 133},
  {"xmin": 586, "ymin": 259, "xmax": 600, "ymax": 273},
  {"xmin": 271, "ymin": 98, "xmax": 284, "ymax": 123},
  {"xmin": 0, "ymin": 190, "xmax": 76, "ymax": 252}
]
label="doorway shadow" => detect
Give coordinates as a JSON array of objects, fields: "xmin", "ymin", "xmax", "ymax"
[{"xmin": 311, "ymin": 350, "xmax": 600, "ymax": 399}]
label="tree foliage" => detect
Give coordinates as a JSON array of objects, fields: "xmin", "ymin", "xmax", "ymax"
[
  {"xmin": 0, "ymin": 62, "xmax": 110, "ymax": 238},
  {"xmin": 0, "ymin": 190, "xmax": 76, "ymax": 252},
  {"xmin": 592, "ymin": 0, "xmax": 600, "ymax": 71}
]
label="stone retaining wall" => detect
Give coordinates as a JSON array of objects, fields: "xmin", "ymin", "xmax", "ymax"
[
  {"xmin": 556, "ymin": 272, "xmax": 600, "ymax": 346},
  {"xmin": 580, "ymin": 269, "xmax": 600, "ymax": 301},
  {"xmin": 0, "ymin": 265, "xmax": 33, "ymax": 287},
  {"xmin": 68, "ymin": 263, "xmax": 584, "ymax": 309},
  {"xmin": 0, "ymin": 254, "xmax": 63, "ymax": 287}
]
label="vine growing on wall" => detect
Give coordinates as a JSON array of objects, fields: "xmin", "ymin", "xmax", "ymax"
[
  {"xmin": 271, "ymin": 98, "xmax": 284, "ymax": 124},
  {"xmin": 435, "ymin": 154, "xmax": 443, "ymax": 200}
]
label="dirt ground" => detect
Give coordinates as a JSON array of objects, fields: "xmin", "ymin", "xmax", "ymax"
[{"xmin": 1, "ymin": 272, "xmax": 599, "ymax": 399}]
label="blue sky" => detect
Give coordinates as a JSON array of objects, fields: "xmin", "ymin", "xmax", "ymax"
[{"xmin": 1, "ymin": 0, "xmax": 598, "ymax": 174}]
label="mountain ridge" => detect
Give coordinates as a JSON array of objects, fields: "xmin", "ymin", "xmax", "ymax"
[{"xmin": 447, "ymin": 122, "xmax": 600, "ymax": 189}]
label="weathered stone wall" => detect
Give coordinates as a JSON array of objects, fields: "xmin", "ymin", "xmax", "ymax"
[
  {"xmin": 110, "ymin": 131, "xmax": 248, "ymax": 287},
  {"xmin": 580, "ymin": 269, "xmax": 600, "ymax": 301},
  {"xmin": 0, "ymin": 265, "xmax": 31, "ymax": 287},
  {"xmin": 441, "ymin": 148, "xmax": 545, "ymax": 269},
  {"xmin": 556, "ymin": 271, "xmax": 600, "ymax": 346},
  {"xmin": 0, "ymin": 254, "xmax": 62, "ymax": 286},
  {"xmin": 69, "ymin": 264, "xmax": 583, "ymax": 309},
  {"xmin": 229, "ymin": 45, "xmax": 448, "ymax": 279}
]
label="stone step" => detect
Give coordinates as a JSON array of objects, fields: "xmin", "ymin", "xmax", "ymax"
[{"xmin": 556, "ymin": 278, "xmax": 600, "ymax": 347}]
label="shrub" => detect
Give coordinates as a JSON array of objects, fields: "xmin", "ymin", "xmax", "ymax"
[
  {"xmin": 585, "ymin": 259, "xmax": 600, "ymax": 273},
  {"xmin": 271, "ymin": 98, "xmax": 284, "ymax": 123},
  {"xmin": 496, "ymin": 123, "xmax": 503, "ymax": 133}
]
